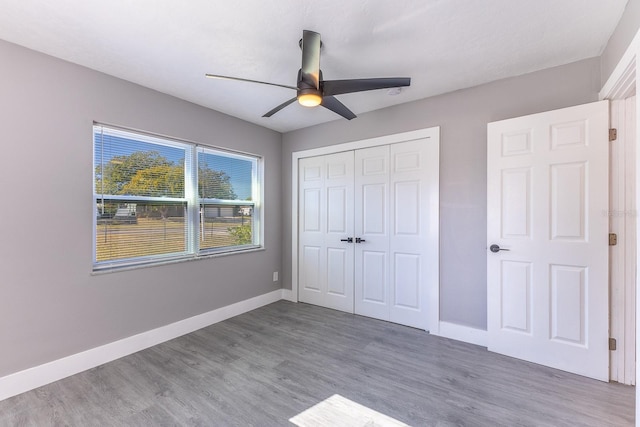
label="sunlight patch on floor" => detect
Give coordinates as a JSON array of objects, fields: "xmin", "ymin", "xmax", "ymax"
[{"xmin": 289, "ymin": 394, "xmax": 409, "ymax": 427}]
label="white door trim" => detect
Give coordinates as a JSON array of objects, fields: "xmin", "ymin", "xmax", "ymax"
[
  {"xmin": 600, "ymin": 29, "xmax": 638, "ymax": 101},
  {"xmin": 291, "ymin": 127, "xmax": 441, "ymax": 333},
  {"xmin": 609, "ymin": 97, "xmax": 636, "ymax": 385},
  {"xmin": 599, "ymin": 25, "xmax": 640, "ymax": 418},
  {"xmin": 600, "ymin": 31, "xmax": 639, "ymax": 390}
]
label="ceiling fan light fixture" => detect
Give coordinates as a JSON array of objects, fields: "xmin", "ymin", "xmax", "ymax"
[{"xmin": 297, "ymin": 89, "xmax": 322, "ymax": 107}]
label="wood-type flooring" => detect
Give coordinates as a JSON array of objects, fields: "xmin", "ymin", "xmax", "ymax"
[{"xmin": 0, "ymin": 301, "xmax": 634, "ymax": 426}]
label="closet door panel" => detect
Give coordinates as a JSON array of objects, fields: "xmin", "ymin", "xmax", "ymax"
[
  {"xmin": 355, "ymin": 145, "xmax": 390, "ymax": 320},
  {"xmin": 389, "ymin": 140, "xmax": 431, "ymax": 329},
  {"xmin": 298, "ymin": 152, "xmax": 354, "ymax": 313}
]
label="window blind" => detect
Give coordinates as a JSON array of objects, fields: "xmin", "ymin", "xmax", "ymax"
[{"xmin": 93, "ymin": 124, "xmax": 261, "ymax": 270}]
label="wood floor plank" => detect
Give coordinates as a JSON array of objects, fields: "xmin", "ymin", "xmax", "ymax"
[{"xmin": 0, "ymin": 301, "xmax": 634, "ymax": 426}]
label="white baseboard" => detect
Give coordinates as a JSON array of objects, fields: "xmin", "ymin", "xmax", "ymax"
[
  {"xmin": 436, "ymin": 321, "xmax": 488, "ymax": 347},
  {"xmin": 281, "ymin": 288, "xmax": 296, "ymax": 302},
  {"xmin": 0, "ymin": 289, "xmax": 283, "ymax": 402}
]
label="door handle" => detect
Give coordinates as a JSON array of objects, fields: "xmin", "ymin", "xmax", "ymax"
[
  {"xmin": 355, "ymin": 237, "xmax": 366, "ymax": 243},
  {"xmin": 340, "ymin": 237, "xmax": 353, "ymax": 243},
  {"xmin": 489, "ymin": 244, "xmax": 510, "ymax": 253}
]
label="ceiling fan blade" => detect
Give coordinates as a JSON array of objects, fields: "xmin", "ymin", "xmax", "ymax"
[
  {"xmin": 322, "ymin": 77, "xmax": 411, "ymax": 96},
  {"xmin": 205, "ymin": 74, "xmax": 297, "ymax": 91},
  {"xmin": 262, "ymin": 97, "xmax": 297, "ymax": 117},
  {"xmin": 321, "ymin": 96, "xmax": 356, "ymax": 120},
  {"xmin": 301, "ymin": 30, "xmax": 321, "ymax": 89}
]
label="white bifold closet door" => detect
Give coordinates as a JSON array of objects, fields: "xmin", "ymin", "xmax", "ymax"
[
  {"xmin": 298, "ymin": 151, "xmax": 355, "ymax": 313},
  {"xmin": 298, "ymin": 139, "xmax": 436, "ymax": 329}
]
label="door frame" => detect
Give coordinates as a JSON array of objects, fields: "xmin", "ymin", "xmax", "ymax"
[
  {"xmin": 290, "ymin": 126, "xmax": 441, "ymax": 333},
  {"xmin": 609, "ymin": 97, "xmax": 636, "ymax": 385},
  {"xmin": 599, "ymin": 26, "xmax": 640, "ymax": 399}
]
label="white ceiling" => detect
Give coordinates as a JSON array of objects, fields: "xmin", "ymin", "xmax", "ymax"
[{"xmin": 0, "ymin": 0, "xmax": 628, "ymax": 133}]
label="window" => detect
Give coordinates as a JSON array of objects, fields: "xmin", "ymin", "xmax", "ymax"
[{"xmin": 93, "ymin": 124, "xmax": 261, "ymax": 271}]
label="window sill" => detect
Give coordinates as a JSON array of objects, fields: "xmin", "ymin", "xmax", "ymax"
[{"xmin": 91, "ymin": 246, "xmax": 265, "ymax": 275}]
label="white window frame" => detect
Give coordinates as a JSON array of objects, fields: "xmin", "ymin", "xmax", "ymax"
[
  {"xmin": 93, "ymin": 123, "xmax": 263, "ymax": 272},
  {"xmin": 197, "ymin": 145, "xmax": 261, "ymax": 254}
]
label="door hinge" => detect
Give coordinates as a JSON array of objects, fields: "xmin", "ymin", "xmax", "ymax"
[
  {"xmin": 609, "ymin": 338, "xmax": 617, "ymax": 351},
  {"xmin": 609, "ymin": 233, "xmax": 618, "ymax": 246},
  {"xmin": 609, "ymin": 128, "xmax": 618, "ymax": 141}
]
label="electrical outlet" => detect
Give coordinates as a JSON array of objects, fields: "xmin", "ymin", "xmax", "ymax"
[{"xmin": 273, "ymin": 271, "xmax": 279, "ymax": 282}]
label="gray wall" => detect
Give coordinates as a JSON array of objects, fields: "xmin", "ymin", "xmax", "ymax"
[
  {"xmin": 282, "ymin": 58, "xmax": 601, "ymax": 330},
  {"xmin": 601, "ymin": 0, "xmax": 640, "ymax": 86},
  {"xmin": 0, "ymin": 39, "xmax": 282, "ymax": 378}
]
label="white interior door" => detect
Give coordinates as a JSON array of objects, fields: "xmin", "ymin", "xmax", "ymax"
[
  {"xmin": 298, "ymin": 151, "xmax": 354, "ymax": 313},
  {"xmin": 487, "ymin": 100, "xmax": 610, "ymax": 381}
]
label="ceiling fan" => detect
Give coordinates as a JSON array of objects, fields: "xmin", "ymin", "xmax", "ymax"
[{"xmin": 205, "ymin": 30, "xmax": 411, "ymax": 120}]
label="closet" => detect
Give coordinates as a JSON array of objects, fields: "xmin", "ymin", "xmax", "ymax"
[{"xmin": 297, "ymin": 136, "xmax": 439, "ymax": 329}]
